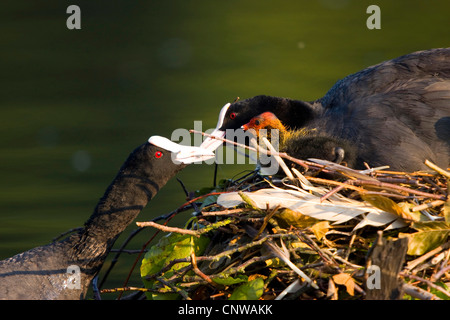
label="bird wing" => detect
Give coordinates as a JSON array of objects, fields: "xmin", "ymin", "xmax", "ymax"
[{"xmin": 313, "ymin": 49, "xmax": 450, "ymax": 170}]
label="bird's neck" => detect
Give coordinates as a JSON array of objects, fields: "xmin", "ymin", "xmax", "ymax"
[{"xmin": 72, "ymin": 143, "xmax": 184, "ymax": 263}]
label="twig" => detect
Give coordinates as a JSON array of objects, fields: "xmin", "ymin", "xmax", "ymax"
[
  {"xmin": 201, "ymin": 208, "xmax": 251, "ymax": 216},
  {"xmin": 264, "ymin": 240, "xmax": 319, "ymax": 289},
  {"xmin": 136, "ymin": 221, "xmax": 200, "ymax": 237},
  {"xmin": 402, "ymin": 284, "xmax": 442, "ymax": 300},
  {"xmin": 190, "ymin": 129, "xmax": 309, "ymax": 169},
  {"xmin": 190, "ymin": 251, "xmax": 216, "ymax": 287},
  {"xmin": 432, "ymin": 264, "xmax": 450, "ymax": 282},
  {"xmin": 305, "ymin": 176, "xmax": 369, "ymax": 194},
  {"xmin": 320, "ymin": 185, "xmax": 345, "ymax": 202},
  {"xmin": 347, "ymin": 179, "xmax": 446, "ymax": 200},
  {"xmin": 400, "ymin": 272, "xmax": 450, "ymax": 299},
  {"xmin": 405, "ymin": 240, "xmax": 450, "ymax": 271},
  {"xmin": 425, "ymin": 160, "xmax": 450, "ymax": 179},
  {"xmin": 254, "ymin": 205, "xmax": 280, "ymax": 240},
  {"xmin": 182, "ymin": 255, "xmax": 270, "ymax": 285},
  {"xmin": 101, "ymin": 287, "xmax": 152, "ymax": 294},
  {"xmin": 156, "ymin": 277, "xmax": 191, "ymax": 300},
  {"xmin": 411, "ymin": 200, "xmax": 445, "ymax": 212},
  {"xmin": 177, "ymin": 178, "xmax": 200, "ymax": 212}
]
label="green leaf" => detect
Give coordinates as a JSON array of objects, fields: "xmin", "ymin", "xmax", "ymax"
[
  {"xmin": 400, "ymin": 221, "xmax": 450, "ymax": 255},
  {"xmin": 140, "ymin": 232, "xmax": 209, "ymax": 300},
  {"xmin": 229, "ymin": 277, "xmax": 265, "ymax": 300},
  {"xmin": 212, "ymin": 274, "xmax": 248, "ymax": 286}
]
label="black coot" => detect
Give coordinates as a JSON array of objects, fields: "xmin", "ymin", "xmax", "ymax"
[
  {"xmin": 202, "ymin": 48, "xmax": 450, "ymax": 171},
  {"xmin": 0, "ymin": 136, "xmax": 214, "ymax": 300}
]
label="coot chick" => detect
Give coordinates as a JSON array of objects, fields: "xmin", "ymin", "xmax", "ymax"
[
  {"xmin": 202, "ymin": 48, "xmax": 450, "ymax": 171},
  {"xmin": 0, "ymin": 136, "xmax": 214, "ymax": 300},
  {"xmin": 242, "ymin": 111, "xmax": 357, "ymax": 170}
]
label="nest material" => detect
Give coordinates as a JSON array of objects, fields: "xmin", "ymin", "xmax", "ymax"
[{"xmin": 128, "ymin": 157, "xmax": 450, "ymax": 301}]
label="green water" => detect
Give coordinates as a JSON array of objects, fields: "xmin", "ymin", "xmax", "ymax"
[{"xmin": 1, "ymin": 0, "xmax": 449, "ymax": 297}]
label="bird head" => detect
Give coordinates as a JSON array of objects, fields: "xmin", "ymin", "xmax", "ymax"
[{"xmin": 148, "ymin": 136, "xmax": 215, "ymax": 164}]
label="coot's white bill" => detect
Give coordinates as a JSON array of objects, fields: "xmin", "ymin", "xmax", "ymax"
[
  {"xmin": 199, "ymin": 102, "xmax": 230, "ymax": 151},
  {"xmin": 148, "ymin": 135, "xmax": 215, "ymax": 164}
]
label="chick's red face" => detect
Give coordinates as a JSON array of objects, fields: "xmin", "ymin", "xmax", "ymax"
[
  {"xmin": 241, "ymin": 112, "xmax": 279, "ymax": 134},
  {"xmin": 241, "ymin": 115, "xmax": 265, "ymax": 132}
]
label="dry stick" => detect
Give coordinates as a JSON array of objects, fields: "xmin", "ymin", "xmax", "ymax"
[
  {"xmin": 348, "ymin": 179, "xmax": 447, "ymax": 200},
  {"xmin": 405, "ymin": 240, "xmax": 450, "ymax": 271},
  {"xmin": 190, "ymin": 129, "xmax": 309, "ymax": 169},
  {"xmin": 411, "ymin": 200, "xmax": 446, "ymax": 212},
  {"xmin": 310, "ymin": 168, "xmax": 447, "ymax": 200},
  {"xmin": 402, "ymin": 284, "xmax": 442, "ymax": 300},
  {"xmin": 260, "ymin": 136, "xmax": 295, "ymax": 179},
  {"xmin": 425, "ymin": 159, "xmax": 450, "ymax": 179},
  {"xmin": 101, "ymin": 287, "xmax": 152, "ymax": 294},
  {"xmin": 190, "ymin": 251, "xmax": 216, "ymax": 287},
  {"xmin": 433, "ymin": 264, "xmax": 450, "ymax": 282},
  {"xmin": 422, "ymin": 175, "xmax": 447, "ymax": 196},
  {"xmin": 306, "ymin": 176, "xmax": 370, "ymax": 194},
  {"xmin": 399, "ymin": 272, "xmax": 450, "ymax": 299},
  {"xmin": 309, "ymin": 176, "xmax": 446, "ymax": 200},
  {"xmin": 181, "ymin": 256, "xmax": 270, "ymax": 286},
  {"xmin": 296, "ymin": 231, "xmax": 364, "ymax": 293},
  {"xmin": 320, "ymin": 184, "xmax": 346, "ymax": 202},
  {"xmin": 136, "ymin": 221, "xmax": 200, "ymax": 237},
  {"xmin": 201, "ymin": 208, "xmax": 250, "ymax": 216},
  {"xmin": 156, "ymin": 277, "xmax": 191, "ymax": 300},
  {"xmin": 253, "ymin": 205, "xmax": 280, "ymax": 240}
]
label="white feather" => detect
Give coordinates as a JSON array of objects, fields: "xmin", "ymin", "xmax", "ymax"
[{"xmin": 217, "ymin": 188, "xmax": 406, "ymax": 230}]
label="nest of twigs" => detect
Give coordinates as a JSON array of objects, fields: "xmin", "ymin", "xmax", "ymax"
[{"xmin": 101, "ymin": 153, "xmax": 450, "ymax": 300}]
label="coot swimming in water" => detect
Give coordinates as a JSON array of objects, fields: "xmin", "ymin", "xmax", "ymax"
[
  {"xmin": 0, "ymin": 136, "xmax": 214, "ymax": 300},
  {"xmin": 201, "ymin": 48, "xmax": 450, "ymax": 171}
]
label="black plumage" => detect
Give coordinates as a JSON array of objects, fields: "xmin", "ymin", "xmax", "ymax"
[
  {"xmin": 203, "ymin": 48, "xmax": 450, "ymax": 171},
  {"xmin": 0, "ymin": 140, "xmax": 192, "ymax": 300}
]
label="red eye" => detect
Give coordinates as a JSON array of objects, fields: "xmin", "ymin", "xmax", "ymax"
[
  {"xmin": 229, "ymin": 112, "xmax": 237, "ymax": 120},
  {"xmin": 154, "ymin": 151, "xmax": 163, "ymax": 158}
]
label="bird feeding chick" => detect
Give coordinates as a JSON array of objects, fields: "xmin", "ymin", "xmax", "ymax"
[{"xmin": 241, "ymin": 111, "xmax": 357, "ymax": 171}]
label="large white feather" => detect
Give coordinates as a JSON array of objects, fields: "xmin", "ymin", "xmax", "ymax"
[{"xmin": 217, "ymin": 188, "xmax": 407, "ymax": 230}]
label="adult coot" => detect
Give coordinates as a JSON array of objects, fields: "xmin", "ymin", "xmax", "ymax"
[
  {"xmin": 201, "ymin": 48, "xmax": 450, "ymax": 171},
  {"xmin": 0, "ymin": 136, "xmax": 214, "ymax": 300}
]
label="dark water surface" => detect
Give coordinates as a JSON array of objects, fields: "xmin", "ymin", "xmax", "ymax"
[{"xmin": 1, "ymin": 1, "xmax": 449, "ymax": 297}]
